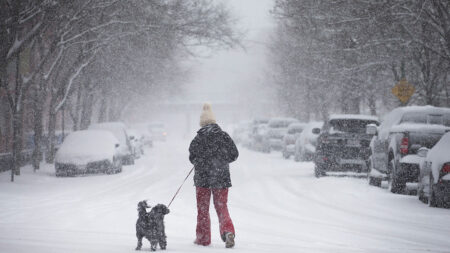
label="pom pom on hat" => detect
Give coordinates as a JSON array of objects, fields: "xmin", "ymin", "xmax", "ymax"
[{"xmin": 200, "ymin": 103, "xmax": 216, "ymax": 127}]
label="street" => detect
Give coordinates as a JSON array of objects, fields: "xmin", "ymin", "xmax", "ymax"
[{"xmin": 0, "ymin": 138, "xmax": 449, "ymax": 253}]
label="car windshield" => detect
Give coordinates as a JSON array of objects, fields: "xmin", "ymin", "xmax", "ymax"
[{"xmin": 327, "ymin": 119, "xmax": 379, "ymax": 134}]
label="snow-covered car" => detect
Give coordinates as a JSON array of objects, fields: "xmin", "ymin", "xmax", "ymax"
[
  {"xmin": 249, "ymin": 123, "xmax": 270, "ymax": 152},
  {"xmin": 247, "ymin": 118, "xmax": 269, "ymax": 149},
  {"xmin": 315, "ymin": 114, "xmax": 379, "ymax": 177},
  {"xmin": 148, "ymin": 122, "xmax": 167, "ymax": 141},
  {"xmin": 232, "ymin": 121, "xmax": 252, "ymax": 145},
  {"xmin": 54, "ymin": 130, "xmax": 122, "ymax": 176},
  {"xmin": 294, "ymin": 121, "xmax": 324, "ymax": 162},
  {"xmin": 127, "ymin": 129, "xmax": 144, "ymax": 159},
  {"xmin": 282, "ymin": 123, "xmax": 306, "ymax": 159},
  {"xmin": 265, "ymin": 118, "xmax": 299, "ymax": 152},
  {"xmin": 368, "ymin": 106, "xmax": 450, "ymax": 193},
  {"xmin": 88, "ymin": 122, "xmax": 134, "ymax": 165},
  {"xmin": 417, "ymin": 132, "xmax": 450, "ymax": 208},
  {"xmin": 131, "ymin": 123, "xmax": 153, "ymax": 147}
]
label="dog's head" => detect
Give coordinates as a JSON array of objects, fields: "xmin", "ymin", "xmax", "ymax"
[
  {"xmin": 151, "ymin": 204, "xmax": 170, "ymax": 215},
  {"xmin": 137, "ymin": 200, "xmax": 150, "ymax": 213}
]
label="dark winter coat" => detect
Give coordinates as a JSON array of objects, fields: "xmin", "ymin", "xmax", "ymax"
[{"xmin": 189, "ymin": 124, "xmax": 239, "ymax": 188}]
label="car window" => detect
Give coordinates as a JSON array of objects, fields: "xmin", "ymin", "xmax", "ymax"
[
  {"xmin": 428, "ymin": 114, "xmax": 443, "ymax": 125},
  {"xmin": 400, "ymin": 112, "xmax": 427, "ymax": 124},
  {"xmin": 288, "ymin": 128, "xmax": 303, "ymax": 134},
  {"xmin": 443, "ymin": 113, "xmax": 450, "ymax": 126}
]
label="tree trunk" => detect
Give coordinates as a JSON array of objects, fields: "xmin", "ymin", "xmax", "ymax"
[
  {"xmin": 2, "ymin": 101, "xmax": 11, "ymax": 153},
  {"xmin": 71, "ymin": 83, "xmax": 83, "ymax": 131},
  {"xmin": 80, "ymin": 90, "xmax": 94, "ymax": 130},
  {"xmin": 46, "ymin": 98, "xmax": 57, "ymax": 163},
  {"xmin": 98, "ymin": 95, "xmax": 108, "ymax": 123},
  {"xmin": 368, "ymin": 95, "xmax": 377, "ymax": 116},
  {"xmin": 11, "ymin": 110, "xmax": 23, "ymax": 181},
  {"xmin": 11, "ymin": 54, "xmax": 23, "ymax": 181},
  {"xmin": 32, "ymin": 83, "xmax": 45, "ymax": 171},
  {"xmin": 350, "ymin": 97, "xmax": 360, "ymax": 114}
]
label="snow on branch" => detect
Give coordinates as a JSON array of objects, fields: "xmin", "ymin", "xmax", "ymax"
[
  {"xmin": 6, "ymin": 21, "xmax": 42, "ymax": 60},
  {"xmin": 54, "ymin": 52, "xmax": 97, "ymax": 113}
]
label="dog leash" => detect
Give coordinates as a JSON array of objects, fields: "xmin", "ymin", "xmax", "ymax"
[{"xmin": 167, "ymin": 166, "xmax": 194, "ymax": 208}]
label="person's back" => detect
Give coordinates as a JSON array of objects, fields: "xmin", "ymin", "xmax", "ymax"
[{"xmin": 189, "ymin": 123, "xmax": 238, "ymax": 189}]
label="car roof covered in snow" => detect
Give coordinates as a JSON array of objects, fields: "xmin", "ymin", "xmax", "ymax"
[
  {"xmin": 329, "ymin": 114, "xmax": 379, "ymax": 122},
  {"xmin": 381, "ymin": 105, "xmax": 450, "ymax": 128},
  {"xmin": 88, "ymin": 122, "xmax": 129, "ymax": 152},
  {"xmin": 387, "ymin": 105, "xmax": 450, "ymax": 115},
  {"xmin": 55, "ymin": 130, "xmax": 119, "ymax": 165}
]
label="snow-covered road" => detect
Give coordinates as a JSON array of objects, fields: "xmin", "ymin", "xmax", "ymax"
[{"xmin": 0, "ymin": 139, "xmax": 449, "ymax": 253}]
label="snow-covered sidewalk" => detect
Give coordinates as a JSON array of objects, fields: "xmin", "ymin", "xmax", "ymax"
[{"xmin": 0, "ymin": 140, "xmax": 449, "ymax": 253}]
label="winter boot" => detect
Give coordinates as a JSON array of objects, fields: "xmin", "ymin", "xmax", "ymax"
[{"xmin": 224, "ymin": 232, "xmax": 235, "ymax": 248}]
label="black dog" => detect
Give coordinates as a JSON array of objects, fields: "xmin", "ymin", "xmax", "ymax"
[{"xmin": 136, "ymin": 201, "xmax": 170, "ymax": 251}]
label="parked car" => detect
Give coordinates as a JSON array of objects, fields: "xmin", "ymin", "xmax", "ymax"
[
  {"xmin": 250, "ymin": 123, "xmax": 270, "ymax": 152},
  {"xmin": 248, "ymin": 118, "xmax": 270, "ymax": 151},
  {"xmin": 232, "ymin": 121, "xmax": 252, "ymax": 145},
  {"xmin": 127, "ymin": 129, "xmax": 144, "ymax": 159},
  {"xmin": 88, "ymin": 122, "xmax": 135, "ymax": 165},
  {"xmin": 368, "ymin": 106, "xmax": 450, "ymax": 193},
  {"xmin": 294, "ymin": 121, "xmax": 324, "ymax": 162},
  {"xmin": 55, "ymin": 130, "xmax": 122, "ymax": 176},
  {"xmin": 282, "ymin": 123, "xmax": 306, "ymax": 159},
  {"xmin": 265, "ymin": 118, "xmax": 299, "ymax": 152},
  {"xmin": 314, "ymin": 114, "xmax": 379, "ymax": 177},
  {"xmin": 132, "ymin": 123, "xmax": 153, "ymax": 147},
  {"xmin": 148, "ymin": 122, "xmax": 167, "ymax": 141},
  {"xmin": 417, "ymin": 132, "xmax": 450, "ymax": 208}
]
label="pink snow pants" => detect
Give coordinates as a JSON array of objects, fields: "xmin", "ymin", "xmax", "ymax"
[{"xmin": 195, "ymin": 187, "xmax": 235, "ymax": 245}]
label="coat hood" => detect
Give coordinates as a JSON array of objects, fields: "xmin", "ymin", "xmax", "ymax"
[{"xmin": 197, "ymin": 123, "xmax": 221, "ymax": 135}]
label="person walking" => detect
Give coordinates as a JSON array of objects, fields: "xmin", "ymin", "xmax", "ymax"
[{"xmin": 189, "ymin": 103, "xmax": 239, "ymax": 248}]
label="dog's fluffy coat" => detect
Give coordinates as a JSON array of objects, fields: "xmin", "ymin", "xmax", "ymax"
[{"xmin": 135, "ymin": 201, "xmax": 170, "ymax": 251}]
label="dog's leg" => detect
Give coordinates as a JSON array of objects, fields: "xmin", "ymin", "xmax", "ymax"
[
  {"xmin": 159, "ymin": 236, "xmax": 167, "ymax": 250},
  {"xmin": 136, "ymin": 234, "xmax": 143, "ymax": 250},
  {"xmin": 150, "ymin": 240, "xmax": 158, "ymax": 251}
]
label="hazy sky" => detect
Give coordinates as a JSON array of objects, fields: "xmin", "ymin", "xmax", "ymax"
[{"xmin": 182, "ymin": 0, "xmax": 275, "ymax": 106}]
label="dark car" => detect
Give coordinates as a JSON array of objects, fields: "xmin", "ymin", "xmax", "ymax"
[{"xmin": 314, "ymin": 115, "xmax": 379, "ymax": 177}]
